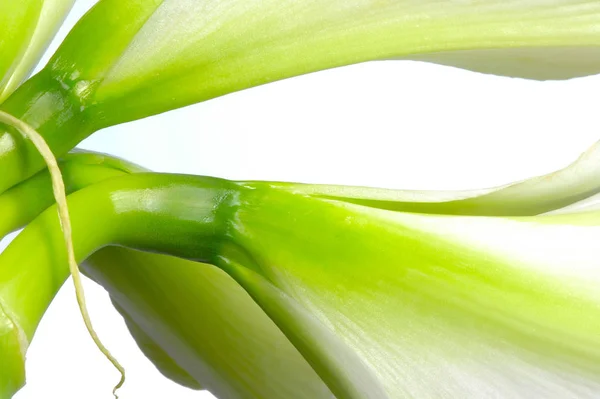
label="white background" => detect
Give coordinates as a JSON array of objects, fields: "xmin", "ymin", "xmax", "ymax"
[{"xmin": 9, "ymin": 1, "xmax": 600, "ymax": 398}]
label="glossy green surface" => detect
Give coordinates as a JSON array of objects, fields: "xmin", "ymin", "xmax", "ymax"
[
  {"xmin": 0, "ymin": 1, "xmax": 42, "ymax": 97},
  {"xmin": 0, "ymin": 151, "xmax": 143, "ymax": 236},
  {"xmin": 0, "ymin": 71, "xmax": 91, "ymax": 193},
  {"xmin": 0, "ymin": 151, "xmax": 141, "ymax": 398},
  {"xmin": 0, "ymin": 0, "xmax": 74, "ymax": 102},
  {"xmin": 3, "ymin": 1, "xmax": 600, "ymax": 398},
  {"xmin": 86, "ymin": 249, "xmax": 333, "ymax": 399},
  {"xmin": 0, "ymin": 153, "xmax": 333, "ymax": 399},
  {"xmin": 4, "ymin": 0, "xmax": 600, "ymax": 194},
  {"xmin": 3, "ymin": 168, "xmax": 600, "ymax": 398},
  {"xmin": 224, "ymin": 185, "xmax": 600, "ymax": 397},
  {"xmin": 0, "ymin": 305, "xmax": 24, "ymax": 399},
  {"xmin": 0, "ymin": 173, "xmax": 388, "ymax": 399}
]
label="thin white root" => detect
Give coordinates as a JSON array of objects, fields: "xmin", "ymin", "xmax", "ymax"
[{"xmin": 0, "ymin": 111, "xmax": 125, "ymax": 398}]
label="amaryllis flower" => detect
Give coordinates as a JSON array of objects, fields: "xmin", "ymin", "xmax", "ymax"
[{"xmin": 2, "ymin": 144, "xmax": 600, "ymax": 398}]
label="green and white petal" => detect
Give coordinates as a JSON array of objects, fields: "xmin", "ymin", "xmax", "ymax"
[
  {"xmin": 0, "ymin": 0, "xmax": 74, "ymax": 103},
  {"xmin": 84, "ymin": 248, "xmax": 334, "ymax": 399},
  {"xmin": 47, "ymin": 0, "xmax": 600, "ymax": 126},
  {"xmin": 0, "ymin": 157, "xmax": 332, "ymax": 399},
  {"xmin": 0, "ymin": 0, "xmax": 42, "ymax": 99},
  {"xmin": 5, "ymin": 148, "xmax": 600, "ymax": 398},
  {"xmin": 221, "ymin": 186, "xmax": 600, "ymax": 398},
  {"xmin": 269, "ymin": 139, "xmax": 600, "ymax": 216}
]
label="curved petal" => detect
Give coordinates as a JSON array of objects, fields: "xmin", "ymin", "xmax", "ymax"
[
  {"xmin": 4, "ymin": 170, "xmax": 600, "ymax": 398},
  {"xmin": 4, "ymin": 1, "xmax": 600, "ymax": 194},
  {"xmin": 84, "ymin": 248, "xmax": 333, "ymax": 399},
  {"xmin": 0, "ymin": 0, "xmax": 75, "ymax": 103},
  {"xmin": 0, "ymin": 156, "xmax": 332, "ymax": 398},
  {"xmin": 266, "ymin": 140, "xmax": 600, "ymax": 216},
  {"xmin": 224, "ymin": 186, "xmax": 600, "ymax": 398},
  {"xmin": 0, "ymin": 151, "xmax": 143, "ymax": 239},
  {"xmin": 0, "ymin": 296, "xmax": 27, "ymax": 399},
  {"xmin": 218, "ymin": 256, "xmax": 387, "ymax": 399},
  {"xmin": 6, "ymin": 142, "xmax": 600, "ymax": 397},
  {"xmin": 0, "ymin": 1, "xmax": 42, "ymax": 97},
  {"xmin": 45, "ymin": 0, "xmax": 600, "ymax": 127},
  {"xmin": 0, "ymin": 174, "xmax": 392, "ymax": 398}
]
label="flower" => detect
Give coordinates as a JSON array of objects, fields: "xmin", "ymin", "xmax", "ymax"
[{"xmin": 3, "ymin": 143, "xmax": 600, "ymax": 397}]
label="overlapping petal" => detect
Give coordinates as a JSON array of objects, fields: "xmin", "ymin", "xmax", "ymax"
[
  {"xmin": 4, "ymin": 0, "xmax": 600, "ymax": 194},
  {"xmin": 223, "ymin": 184, "xmax": 600, "ymax": 398},
  {"xmin": 4, "ymin": 146, "xmax": 600, "ymax": 397}
]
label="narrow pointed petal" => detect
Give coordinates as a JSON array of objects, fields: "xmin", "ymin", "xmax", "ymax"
[
  {"xmin": 0, "ymin": 1, "xmax": 43, "ymax": 97},
  {"xmin": 0, "ymin": 0, "xmax": 75, "ymax": 103},
  {"xmin": 269, "ymin": 140, "xmax": 600, "ymax": 216}
]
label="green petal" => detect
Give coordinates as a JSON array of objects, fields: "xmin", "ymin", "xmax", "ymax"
[
  {"xmin": 6, "ymin": 144, "xmax": 600, "ymax": 397},
  {"xmin": 45, "ymin": 0, "xmax": 600, "ymax": 126},
  {"xmin": 269, "ymin": 140, "xmax": 600, "ymax": 216},
  {"xmin": 84, "ymin": 248, "xmax": 333, "ymax": 398},
  {"xmin": 224, "ymin": 185, "xmax": 600, "ymax": 397},
  {"xmin": 0, "ymin": 297, "xmax": 27, "ymax": 399},
  {"xmin": 0, "ymin": 0, "xmax": 74, "ymax": 103},
  {"xmin": 0, "ymin": 150, "xmax": 143, "ymax": 239},
  {"xmin": 11, "ymin": 172, "xmax": 600, "ymax": 397},
  {"xmin": 219, "ymin": 256, "xmax": 387, "ymax": 399},
  {"xmin": 0, "ymin": 172, "xmax": 333, "ymax": 398},
  {"xmin": 3, "ymin": 1, "xmax": 599, "ymax": 194},
  {"xmin": 0, "ymin": 0, "xmax": 42, "ymax": 99},
  {"xmin": 0, "ymin": 173, "xmax": 385, "ymax": 398},
  {"xmin": 111, "ymin": 300, "xmax": 202, "ymax": 390}
]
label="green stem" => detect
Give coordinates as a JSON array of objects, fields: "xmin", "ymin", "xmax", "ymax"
[
  {"xmin": 0, "ymin": 158, "xmax": 334, "ymax": 399},
  {"xmin": 0, "ymin": 154, "xmax": 138, "ymax": 399},
  {"xmin": 0, "ymin": 151, "xmax": 143, "ymax": 239},
  {"xmin": 0, "ymin": 70, "xmax": 89, "ymax": 193},
  {"xmin": 0, "ymin": 174, "xmax": 236, "ymax": 339},
  {"xmin": 0, "ymin": 173, "xmax": 233, "ymax": 398},
  {"xmin": 7, "ymin": 170, "xmax": 600, "ymax": 398},
  {"xmin": 0, "ymin": 173, "xmax": 382, "ymax": 399}
]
